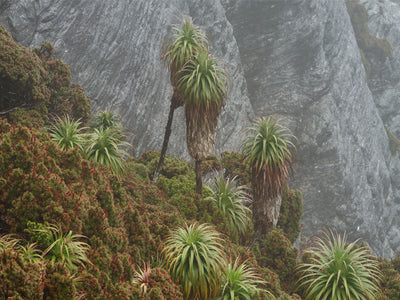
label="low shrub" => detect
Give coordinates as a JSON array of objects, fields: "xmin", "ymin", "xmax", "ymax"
[
  {"xmin": 377, "ymin": 258, "xmax": 400, "ymax": 300},
  {"xmin": 139, "ymin": 150, "xmax": 195, "ymax": 180},
  {"xmin": 254, "ymin": 229, "xmax": 298, "ymax": 293},
  {"xmin": 0, "ymin": 26, "xmax": 91, "ymax": 124},
  {"xmin": 277, "ymin": 189, "xmax": 303, "ymax": 243},
  {"xmin": 146, "ymin": 267, "xmax": 183, "ymax": 299},
  {"xmin": 0, "ymin": 241, "xmax": 44, "ymax": 299},
  {"xmin": 202, "ymin": 154, "xmax": 222, "ymax": 173},
  {"xmin": 221, "ymin": 151, "xmax": 251, "ymax": 187},
  {"xmin": 157, "ymin": 174, "xmax": 196, "ymax": 198}
]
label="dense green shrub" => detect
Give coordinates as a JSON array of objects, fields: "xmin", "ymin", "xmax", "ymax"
[
  {"xmin": 0, "ymin": 26, "xmax": 91, "ymax": 124},
  {"xmin": 0, "ymin": 119, "xmax": 187, "ymax": 297},
  {"xmin": 43, "ymin": 261, "xmax": 77, "ymax": 299},
  {"xmin": 122, "ymin": 159, "xmax": 150, "ymax": 182},
  {"xmin": 9, "ymin": 108, "xmax": 46, "ymax": 128},
  {"xmin": 145, "ymin": 267, "xmax": 184, "ymax": 299},
  {"xmin": 0, "ymin": 243, "xmax": 44, "ymax": 299},
  {"xmin": 391, "ymin": 255, "xmax": 400, "ymax": 273},
  {"xmin": 277, "ymin": 293, "xmax": 302, "ymax": 300},
  {"xmin": 221, "ymin": 151, "xmax": 251, "ymax": 187},
  {"xmin": 377, "ymin": 258, "xmax": 400, "ymax": 300},
  {"xmin": 0, "ymin": 26, "xmax": 50, "ymax": 114},
  {"xmin": 277, "ymin": 189, "xmax": 303, "ymax": 243},
  {"xmin": 202, "ymin": 154, "xmax": 222, "ymax": 173},
  {"xmin": 254, "ymin": 229, "xmax": 298, "ymax": 293},
  {"xmin": 139, "ymin": 150, "xmax": 195, "ymax": 179},
  {"xmin": 157, "ymin": 174, "xmax": 196, "ymax": 197}
]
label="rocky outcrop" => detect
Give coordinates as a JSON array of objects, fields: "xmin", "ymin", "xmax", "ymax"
[
  {"xmin": 222, "ymin": 0, "xmax": 395, "ymax": 256},
  {"xmin": 1, "ymin": 0, "xmax": 400, "ymax": 256},
  {"xmin": 357, "ymin": 0, "xmax": 400, "ymax": 255}
]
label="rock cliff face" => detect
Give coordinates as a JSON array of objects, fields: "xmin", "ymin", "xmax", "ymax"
[{"xmin": 1, "ymin": 0, "xmax": 400, "ymax": 256}]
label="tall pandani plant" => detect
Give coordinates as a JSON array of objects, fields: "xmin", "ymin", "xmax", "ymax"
[
  {"xmin": 153, "ymin": 17, "xmax": 209, "ymax": 183},
  {"xmin": 178, "ymin": 51, "xmax": 228, "ymax": 194},
  {"xmin": 241, "ymin": 117, "xmax": 295, "ymax": 239}
]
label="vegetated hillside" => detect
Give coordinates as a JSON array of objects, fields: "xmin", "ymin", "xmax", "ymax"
[
  {"xmin": 2, "ymin": 24, "xmax": 400, "ymax": 300},
  {"xmin": 0, "ymin": 24, "xmax": 303, "ymax": 299},
  {"xmin": 2, "ymin": 0, "xmax": 400, "ymax": 257}
]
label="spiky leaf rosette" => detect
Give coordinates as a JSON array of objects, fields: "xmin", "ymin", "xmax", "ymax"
[
  {"xmin": 179, "ymin": 52, "xmax": 228, "ymax": 160},
  {"xmin": 241, "ymin": 117, "xmax": 295, "ymax": 231},
  {"xmin": 217, "ymin": 258, "xmax": 271, "ymax": 300},
  {"xmin": 91, "ymin": 110, "xmax": 122, "ymax": 131},
  {"xmin": 49, "ymin": 115, "xmax": 86, "ymax": 151},
  {"xmin": 205, "ymin": 174, "xmax": 251, "ymax": 235},
  {"xmin": 85, "ymin": 127, "xmax": 129, "ymax": 174},
  {"xmin": 162, "ymin": 17, "xmax": 208, "ymax": 82},
  {"xmin": 297, "ymin": 230, "xmax": 382, "ymax": 300},
  {"xmin": 162, "ymin": 223, "xmax": 226, "ymax": 300},
  {"xmin": 162, "ymin": 17, "xmax": 208, "ymax": 107},
  {"xmin": 33, "ymin": 224, "xmax": 90, "ymax": 271}
]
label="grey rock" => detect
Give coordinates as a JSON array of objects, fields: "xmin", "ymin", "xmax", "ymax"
[
  {"xmin": 222, "ymin": 0, "xmax": 394, "ymax": 255},
  {"xmin": 1, "ymin": 0, "xmax": 399, "ymax": 256}
]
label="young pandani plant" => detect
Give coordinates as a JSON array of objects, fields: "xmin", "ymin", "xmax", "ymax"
[
  {"xmin": 162, "ymin": 223, "xmax": 225, "ymax": 300},
  {"xmin": 217, "ymin": 258, "xmax": 273, "ymax": 300},
  {"xmin": 49, "ymin": 115, "xmax": 87, "ymax": 151},
  {"xmin": 19, "ymin": 242, "xmax": 42, "ymax": 263},
  {"xmin": 205, "ymin": 173, "xmax": 251, "ymax": 235},
  {"xmin": 296, "ymin": 230, "xmax": 382, "ymax": 300},
  {"xmin": 34, "ymin": 224, "xmax": 91, "ymax": 271},
  {"xmin": 132, "ymin": 262, "xmax": 152, "ymax": 296}
]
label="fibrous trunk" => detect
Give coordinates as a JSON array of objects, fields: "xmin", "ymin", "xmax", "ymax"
[
  {"xmin": 252, "ymin": 169, "xmax": 283, "ymax": 238},
  {"xmin": 185, "ymin": 105, "xmax": 218, "ymax": 161},
  {"xmin": 185, "ymin": 105, "xmax": 220, "ymax": 194}
]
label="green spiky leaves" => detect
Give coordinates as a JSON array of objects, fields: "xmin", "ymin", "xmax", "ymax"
[
  {"xmin": 162, "ymin": 17, "xmax": 208, "ymax": 78},
  {"xmin": 297, "ymin": 231, "xmax": 382, "ymax": 300},
  {"xmin": 178, "ymin": 51, "xmax": 227, "ymax": 111},
  {"xmin": 241, "ymin": 117, "xmax": 295, "ymax": 198},
  {"xmin": 49, "ymin": 115, "xmax": 86, "ymax": 151},
  {"xmin": 85, "ymin": 127, "xmax": 129, "ymax": 175},
  {"xmin": 162, "ymin": 223, "xmax": 225, "ymax": 300},
  {"xmin": 50, "ymin": 111, "xmax": 129, "ymax": 175},
  {"xmin": 33, "ymin": 224, "xmax": 91, "ymax": 271},
  {"xmin": 218, "ymin": 258, "xmax": 270, "ymax": 300},
  {"xmin": 206, "ymin": 174, "xmax": 251, "ymax": 235}
]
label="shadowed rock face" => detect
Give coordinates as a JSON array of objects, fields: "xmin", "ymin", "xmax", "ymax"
[{"xmin": 1, "ymin": 0, "xmax": 400, "ymax": 256}]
